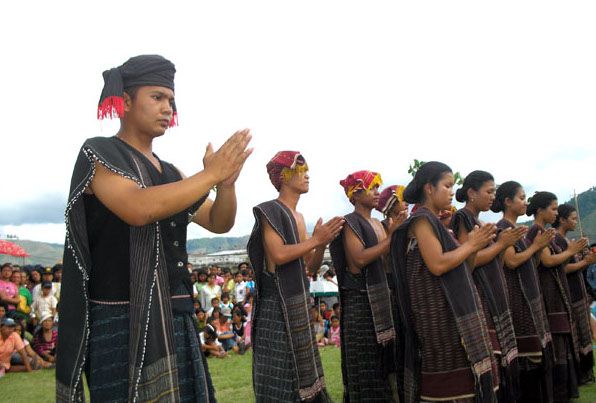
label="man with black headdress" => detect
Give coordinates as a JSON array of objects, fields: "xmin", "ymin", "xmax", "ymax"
[
  {"xmin": 247, "ymin": 151, "xmax": 343, "ymax": 402},
  {"xmin": 56, "ymin": 55, "xmax": 252, "ymax": 402}
]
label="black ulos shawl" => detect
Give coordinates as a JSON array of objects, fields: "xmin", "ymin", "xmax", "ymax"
[
  {"xmin": 554, "ymin": 233, "xmax": 594, "ymax": 379},
  {"xmin": 496, "ymin": 219, "xmax": 553, "ymax": 357},
  {"xmin": 329, "ymin": 212, "xmax": 395, "ymax": 345},
  {"xmin": 528, "ymin": 225, "xmax": 579, "ymax": 359},
  {"xmin": 57, "ymin": 136, "xmax": 203, "ymax": 403},
  {"xmin": 451, "ymin": 209, "xmax": 519, "ymax": 399},
  {"xmin": 247, "ymin": 200, "xmax": 326, "ymax": 401},
  {"xmin": 390, "ymin": 207, "xmax": 497, "ymax": 403}
]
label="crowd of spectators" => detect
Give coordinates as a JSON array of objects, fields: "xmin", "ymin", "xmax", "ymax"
[
  {"xmin": 0, "ymin": 262, "xmax": 60, "ymax": 376},
  {"xmin": 0, "ymin": 260, "xmax": 342, "ymax": 376}
]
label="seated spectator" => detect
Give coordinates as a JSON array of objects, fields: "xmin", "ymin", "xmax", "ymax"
[
  {"xmin": 231, "ymin": 307, "xmax": 248, "ymax": 353},
  {"xmin": 0, "ymin": 317, "xmax": 33, "ymax": 375},
  {"xmin": 200, "ymin": 274, "xmax": 221, "ymax": 310},
  {"xmin": 194, "ymin": 271, "xmax": 208, "ymax": 301},
  {"xmin": 200, "ymin": 320, "xmax": 226, "ymax": 358},
  {"xmin": 196, "ymin": 309, "xmax": 207, "ymax": 332},
  {"xmin": 222, "ymin": 270, "xmax": 235, "ymax": 295},
  {"xmin": 327, "ymin": 316, "xmax": 341, "ymax": 347},
  {"xmin": 210, "ymin": 307, "xmax": 222, "ymax": 322},
  {"xmin": 31, "ymin": 282, "xmax": 58, "ymax": 319},
  {"xmin": 0, "ymin": 303, "xmax": 6, "ymax": 321},
  {"xmin": 27, "ymin": 267, "xmax": 42, "ymax": 292},
  {"xmin": 12, "ymin": 320, "xmax": 52, "ymax": 369},
  {"xmin": 332, "ymin": 302, "xmax": 341, "ymax": 319},
  {"xmin": 233, "ymin": 271, "xmax": 247, "ymax": 304},
  {"xmin": 215, "ymin": 314, "xmax": 239, "ymax": 353},
  {"xmin": 219, "ymin": 293, "xmax": 234, "ymax": 320},
  {"xmin": 10, "ymin": 271, "xmax": 32, "ymax": 321},
  {"xmin": 31, "ymin": 267, "xmax": 59, "ymax": 303},
  {"xmin": 319, "ymin": 301, "xmax": 332, "ymax": 321},
  {"xmin": 243, "ymin": 295, "xmax": 253, "ymax": 347},
  {"xmin": 32, "ymin": 314, "xmax": 57, "ymax": 364},
  {"xmin": 0, "ymin": 263, "xmax": 19, "ymax": 316},
  {"xmin": 207, "ymin": 298, "xmax": 220, "ymax": 318},
  {"xmin": 243, "ymin": 270, "xmax": 255, "ymax": 297},
  {"xmin": 309, "ymin": 305, "xmax": 326, "ymax": 347}
]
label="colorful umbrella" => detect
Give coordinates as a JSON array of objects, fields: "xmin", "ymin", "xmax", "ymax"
[{"xmin": 0, "ymin": 240, "xmax": 30, "ymax": 257}]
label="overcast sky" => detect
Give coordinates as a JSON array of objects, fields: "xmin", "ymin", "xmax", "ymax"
[{"xmin": 1, "ymin": 1, "xmax": 595, "ymax": 244}]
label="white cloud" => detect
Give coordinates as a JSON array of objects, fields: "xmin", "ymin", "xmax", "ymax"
[{"xmin": 1, "ymin": 1, "xmax": 595, "ymax": 242}]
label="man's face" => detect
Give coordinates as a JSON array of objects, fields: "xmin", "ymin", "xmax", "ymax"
[
  {"xmin": 0, "ymin": 325, "xmax": 14, "ymax": 338},
  {"xmin": 53, "ymin": 270, "xmax": 62, "ymax": 282},
  {"xmin": 353, "ymin": 185, "xmax": 380, "ymax": 209},
  {"xmin": 283, "ymin": 167, "xmax": 310, "ymax": 194},
  {"xmin": 43, "ymin": 273, "xmax": 53, "ymax": 283},
  {"xmin": 1, "ymin": 266, "xmax": 12, "ymax": 280},
  {"xmin": 124, "ymin": 86, "xmax": 175, "ymax": 138},
  {"xmin": 31, "ymin": 271, "xmax": 41, "ymax": 282},
  {"xmin": 42, "ymin": 287, "xmax": 51, "ymax": 296},
  {"xmin": 10, "ymin": 271, "xmax": 21, "ymax": 285}
]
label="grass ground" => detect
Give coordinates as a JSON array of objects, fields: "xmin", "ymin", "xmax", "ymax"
[{"xmin": 1, "ymin": 347, "xmax": 595, "ymax": 402}]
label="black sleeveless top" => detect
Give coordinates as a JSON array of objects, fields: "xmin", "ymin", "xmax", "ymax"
[{"xmin": 84, "ymin": 143, "xmax": 207, "ymax": 313}]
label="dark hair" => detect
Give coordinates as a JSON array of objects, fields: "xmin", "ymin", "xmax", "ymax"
[
  {"xmin": 211, "ymin": 297, "xmax": 220, "ymax": 303},
  {"xmin": 403, "ymin": 161, "xmax": 452, "ymax": 204},
  {"xmin": 526, "ymin": 191, "xmax": 557, "ymax": 217},
  {"xmin": 221, "ymin": 292, "xmax": 229, "ymax": 300},
  {"xmin": 207, "ymin": 273, "xmax": 216, "ymax": 279},
  {"xmin": 553, "ymin": 204, "xmax": 576, "ymax": 228},
  {"xmin": 491, "ymin": 181, "xmax": 522, "ymax": 213},
  {"xmin": 455, "ymin": 170, "xmax": 494, "ymax": 203},
  {"xmin": 330, "ymin": 315, "xmax": 339, "ymax": 321},
  {"xmin": 1, "ymin": 263, "xmax": 12, "ymax": 271},
  {"xmin": 332, "ymin": 302, "xmax": 340, "ymax": 310},
  {"xmin": 123, "ymin": 85, "xmax": 141, "ymax": 100}
]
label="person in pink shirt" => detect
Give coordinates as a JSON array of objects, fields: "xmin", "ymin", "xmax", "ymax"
[
  {"xmin": 328, "ymin": 316, "xmax": 341, "ymax": 347},
  {"xmin": 0, "ymin": 317, "xmax": 32, "ymax": 375},
  {"xmin": 0, "ymin": 264, "xmax": 19, "ymax": 314}
]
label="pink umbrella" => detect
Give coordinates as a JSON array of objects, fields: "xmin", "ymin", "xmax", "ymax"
[{"xmin": 0, "ymin": 240, "xmax": 30, "ymax": 257}]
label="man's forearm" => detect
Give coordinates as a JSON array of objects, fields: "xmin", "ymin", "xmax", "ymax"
[
  {"xmin": 209, "ymin": 184, "xmax": 237, "ymax": 233},
  {"xmin": 307, "ymin": 246, "xmax": 326, "ymax": 275}
]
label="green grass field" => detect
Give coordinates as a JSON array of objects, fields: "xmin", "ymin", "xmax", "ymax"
[{"xmin": 1, "ymin": 347, "xmax": 595, "ymax": 402}]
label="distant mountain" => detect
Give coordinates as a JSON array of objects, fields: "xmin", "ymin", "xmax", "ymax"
[
  {"xmin": 1, "ymin": 240, "xmax": 64, "ymax": 267},
  {"xmin": 186, "ymin": 236, "xmax": 250, "ymax": 254},
  {"xmin": 3, "ymin": 187, "xmax": 594, "ymax": 266},
  {"xmin": 1, "ymin": 236, "xmax": 251, "ymax": 267}
]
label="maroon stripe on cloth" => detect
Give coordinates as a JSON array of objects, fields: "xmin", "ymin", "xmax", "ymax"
[
  {"xmin": 548, "ymin": 312, "xmax": 571, "ymax": 333},
  {"xmin": 516, "ymin": 336, "xmax": 544, "ymax": 354},
  {"xmin": 420, "ymin": 367, "xmax": 476, "ymax": 400}
]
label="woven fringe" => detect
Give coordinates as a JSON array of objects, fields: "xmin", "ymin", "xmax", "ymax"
[
  {"xmin": 377, "ymin": 327, "xmax": 396, "ymax": 346},
  {"xmin": 97, "ymin": 95, "xmax": 124, "ymax": 120},
  {"xmin": 298, "ymin": 376, "xmax": 326, "ymax": 401}
]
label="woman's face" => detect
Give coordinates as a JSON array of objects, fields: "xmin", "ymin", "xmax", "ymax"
[
  {"xmin": 507, "ymin": 187, "xmax": 527, "ymax": 217},
  {"xmin": 208, "ymin": 276, "xmax": 215, "ymax": 285},
  {"xmin": 199, "ymin": 273, "xmax": 207, "ymax": 282},
  {"xmin": 469, "ymin": 180, "xmax": 496, "ymax": 212},
  {"xmin": 42, "ymin": 318, "xmax": 53, "ymax": 330},
  {"xmin": 539, "ymin": 200, "xmax": 559, "ymax": 225},
  {"xmin": 561, "ymin": 211, "xmax": 578, "ymax": 232},
  {"xmin": 31, "ymin": 271, "xmax": 41, "ymax": 282},
  {"xmin": 232, "ymin": 312, "xmax": 241, "ymax": 323},
  {"xmin": 198, "ymin": 311, "xmax": 206, "ymax": 320},
  {"xmin": 428, "ymin": 173, "xmax": 455, "ymax": 211}
]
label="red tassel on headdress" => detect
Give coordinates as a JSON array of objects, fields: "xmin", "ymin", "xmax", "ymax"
[
  {"xmin": 97, "ymin": 96, "xmax": 125, "ymax": 120},
  {"xmin": 169, "ymin": 111, "xmax": 178, "ymax": 127}
]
